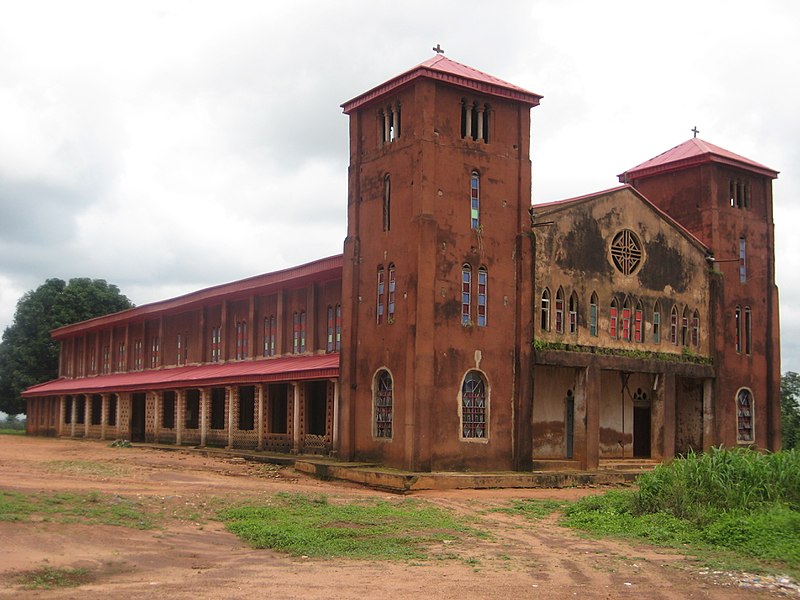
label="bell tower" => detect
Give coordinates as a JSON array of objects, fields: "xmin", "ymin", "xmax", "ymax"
[
  {"xmin": 338, "ymin": 54, "xmax": 542, "ymax": 471},
  {"xmin": 620, "ymin": 138, "xmax": 781, "ymax": 451}
]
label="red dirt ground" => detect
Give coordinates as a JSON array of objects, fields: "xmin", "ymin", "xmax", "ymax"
[{"xmin": 0, "ymin": 436, "xmax": 781, "ymax": 599}]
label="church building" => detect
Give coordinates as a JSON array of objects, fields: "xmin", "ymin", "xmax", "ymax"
[{"xmin": 23, "ymin": 54, "xmax": 781, "ymax": 472}]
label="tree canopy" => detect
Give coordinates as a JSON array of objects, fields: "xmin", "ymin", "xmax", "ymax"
[
  {"xmin": 781, "ymin": 371, "xmax": 800, "ymax": 450},
  {"xmin": 0, "ymin": 278, "xmax": 133, "ymax": 415}
]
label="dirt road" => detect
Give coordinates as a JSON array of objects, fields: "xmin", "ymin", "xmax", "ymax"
[{"xmin": 0, "ymin": 436, "xmax": 778, "ymax": 599}]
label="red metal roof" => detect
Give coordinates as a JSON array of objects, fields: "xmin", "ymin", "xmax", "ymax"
[
  {"xmin": 342, "ymin": 54, "xmax": 542, "ymax": 114},
  {"xmin": 51, "ymin": 254, "xmax": 344, "ymax": 339},
  {"xmin": 618, "ymin": 138, "xmax": 779, "ymax": 182},
  {"xmin": 22, "ymin": 353, "xmax": 340, "ymax": 397}
]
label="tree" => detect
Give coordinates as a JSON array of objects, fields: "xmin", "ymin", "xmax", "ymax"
[
  {"xmin": 781, "ymin": 371, "xmax": 800, "ymax": 450},
  {"xmin": 0, "ymin": 278, "xmax": 133, "ymax": 415}
]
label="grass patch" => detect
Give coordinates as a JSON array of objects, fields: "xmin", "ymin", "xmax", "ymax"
[
  {"xmin": 0, "ymin": 490, "xmax": 157, "ymax": 529},
  {"xmin": 489, "ymin": 498, "xmax": 567, "ymax": 520},
  {"xmin": 219, "ymin": 492, "xmax": 485, "ymax": 560},
  {"xmin": 15, "ymin": 566, "xmax": 93, "ymax": 589},
  {"xmin": 0, "ymin": 428, "xmax": 26, "ymax": 435},
  {"xmin": 43, "ymin": 459, "xmax": 130, "ymax": 478},
  {"xmin": 562, "ymin": 448, "xmax": 800, "ymax": 579}
]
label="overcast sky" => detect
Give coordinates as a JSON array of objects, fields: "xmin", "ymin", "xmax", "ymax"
[{"xmin": 1, "ymin": 0, "xmax": 799, "ymax": 373}]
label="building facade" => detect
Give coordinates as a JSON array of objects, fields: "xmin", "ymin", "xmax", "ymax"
[{"xmin": 23, "ymin": 55, "xmax": 781, "ymax": 471}]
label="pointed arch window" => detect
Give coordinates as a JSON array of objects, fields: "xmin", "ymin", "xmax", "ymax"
[
  {"xmin": 462, "ymin": 264, "xmax": 472, "ymax": 325},
  {"xmin": 461, "ymin": 371, "xmax": 487, "ymax": 439},
  {"xmin": 634, "ymin": 300, "xmax": 644, "ymax": 343},
  {"xmin": 554, "ymin": 287, "xmax": 565, "ymax": 334},
  {"xmin": 652, "ymin": 301, "xmax": 661, "ymax": 344},
  {"xmin": 376, "ymin": 266, "xmax": 385, "ymax": 325},
  {"xmin": 470, "ymin": 171, "xmax": 480, "ymax": 229},
  {"xmin": 589, "ymin": 292, "xmax": 598, "ymax": 337},
  {"xmin": 374, "ymin": 369, "xmax": 393, "ymax": 439},
  {"xmin": 621, "ymin": 298, "xmax": 632, "ymax": 341},
  {"xmin": 735, "ymin": 305, "xmax": 742, "ymax": 353},
  {"xmin": 388, "ymin": 264, "xmax": 396, "ymax": 322},
  {"xmin": 691, "ymin": 310, "xmax": 700, "ymax": 347},
  {"xmin": 477, "ymin": 267, "xmax": 488, "ymax": 327},
  {"xmin": 681, "ymin": 307, "xmax": 689, "ymax": 347},
  {"xmin": 609, "ymin": 298, "xmax": 619, "ymax": 339},
  {"xmin": 540, "ymin": 288, "xmax": 551, "ymax": 332},
  {"xmin": 736, "ymin": 388, "xmax": 754, "ymax": 443},
  {"xmin": 744, "ymin": 307, "xmax": 752, "ymax": 355},
  {"xmin": 383, "ymin": 175, "xmax": 391, "ymax": 232},
  {"xmin": 670, "ymin": 305, "xmax": 679, "ymax": 345},
  {"xmin": 569, "ymin": 292, "xmax": 578, "ymax": 334}
]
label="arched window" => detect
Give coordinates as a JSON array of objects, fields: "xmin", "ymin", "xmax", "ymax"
[
  {"xmin": 739, "ymin": 236, "xmax": 747, "ymax": 283},
  {"xmin": 461, "ymin": 101, "xmax": 490, "ymax": 142},
  {"xmin": 691, "ymin": 310, "xmax": 700, "ymax": 347},
  {"xmin": 568, "ymin": 292, "xmax": 578, "ymax": 334},
  {"xmin": 652, "ymin": 301, "xmax": 661, "ymax": 344},
  {"xmin": 376, "ymin": 266, "xmax": 385, "ymax": 325},
  {"xmin": 263, "ymin": 316, "xmax": 276, "ymax": 357},
  {"xmin": 383, "ymin": 175, "xmax": 391, "ymax": 232},
  {"xmin": 293, "ymin": 312, "xmax": 300, "ymax": 353},
  {"xmin": 736, "ymin": 388, "xmax": 754, "ymax": 443},
  {"xmin": 609, "ymin": 298, "xmax": 619, "ymax": 339},
  {"xmin": 589, "ymin": 292, "xmax": 598, "ymax": 337},
  {"xmin": 461, "ymin": 371, "xmax": 487, "ymax": 439},
  {"xmin": 621, "ymin": 297, "xmax": 632, "ymax": 341},
  {"xmin": 374, "ymin": 369, "xmax": 393, "ymax": 439},
  {"xmin": 477, "ymin": 267, "xmax": 488, "ymax": 327},
  {"xmin": 555, "ymin": 287, "xmax": 565, "ymax": 334},
  {"xmin": 235, "ymin": 321, "xmax": 248, "ymax": 360},
  {"xmin": 387, "ymin": 264, "xmax": 396, "ymax": 322},
  {"xmin": 670, "ymin": 305, "xmax": 679, "ymax": 345},
  {"xmin": 681, "ymin": 306, "xmax": 689, "ymax": 347},
  {"xmin": 470, "ymin": 171, "xmax": 480, "ymax": 229},
  {"xmin": 735, "ymin": 305, "xmax": 742, "ymax": 353},
  {"xmin": 634, "ymin": 300, "xmax": 644, "ymax": 343},
  {"xmin": 540, "ymin": 288, "xmax": 551, "ymax": 332},
  {"xmin": 461, "ymin": 264, "xmax": 472, "ymax": 325},
  {"xmin": 744, "ymin": 307, "xmax": 752, "ymax": 355}
]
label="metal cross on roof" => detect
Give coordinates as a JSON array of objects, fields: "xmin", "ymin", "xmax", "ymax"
[
  {"xmin": 692, "ymin": 126, "xmax": 699, "ymax": 138},
  {"xmin": 433, "ymin": 43, "xmax": 444, "ymax": 54}
]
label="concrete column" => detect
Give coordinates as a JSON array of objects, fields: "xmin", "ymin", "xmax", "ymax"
[
  {"xmin": 200, "ymin": 388, "xmax": 209, "ymax": 447},
  {"xmin": 227, "ymin": 386, "xmax": 235, "ymax": 449},
  {"xmin": 70, "ymin": 397, "xmax": 77, "ymax": 438},
  {"xmin": 100, "ymin": 394, "xmax": 109, "ymax": 440},
  {"xmin": 292, "ymin": 382, "xmax": 301, "ymax": 454},
  {"xmin": 331, "ymin": 379, "xmax": 340, "ymax": 454},
  {"xmin": 476, "ymin": 106, "xmax": 484, "ymax": 141},
  {"xmin": 176, "ymin": 390, "xmax": 184, "ymax": 446},
  {"xmin": 58, "ymin": 396, "xmax": 65, "ymax": 436},
  {"xmin": 383, "ymin": 109, "xmax": 391, "ymax": 143},
  {"xmin": 584, "ymin": 365, "xmax": 601, "ymax": 469},
  {"xmin": 83, "ymin": 396, "xmax": 90, "ymax": 438},
  {"xmin": 256, "ymin": 384, "xmax": 265, "ymax": 451},
  {"xmin": 703, "ymin": 378, "xmax": 715, "ymax": 451},
  {"xmin": 391, "ymin": 103, "xmax": 400, "ymax": 140},
  {"xmin": 464, "ymin": 101, "xmax": 472, "ymax": 138},
  {"xmin": 573, "ymin": 368, "xmax": 588, "ymax": 466}
]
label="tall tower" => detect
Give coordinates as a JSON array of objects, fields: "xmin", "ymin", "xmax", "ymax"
[
  {"xmin": 620, "ymin": 138, "xmax": 781, "ymax": 450},
  {"xmin": 338, "ymin": 55, "xmax": 541, "ymax": 471}
]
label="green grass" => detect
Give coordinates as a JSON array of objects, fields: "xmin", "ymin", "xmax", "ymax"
[
  {"xmin": 219, "ymin": 492, "xmax": 485, "ymax": 560},
  {"xmin": 488, "ymin": 498, "xmax": 567, "ymax": 520},
  {"xmin": 0, "ymin": 428, "xmax": 25, "ymax": 435},
  {"xmin": 14, "ymin": 566, "xmax": 92, "ymax": 589},
  {"xmin": 0, "ymin": 490, "xmax": 157, "ymax": 529},
  {"xmin": 562, "ymin": 448, "xmax": 800, "ymax": 579}
]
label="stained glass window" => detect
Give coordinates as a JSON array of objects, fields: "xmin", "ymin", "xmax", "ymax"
[
  {"xmin": 477, "ymin": 267, "xmax": 487, "ymax": 327},
  {"xmin": 737, "ymin": 389, "xmax": 754, "ymax": 443},
  {"xmin": 462, "ymin": 371, "xmax": 487, "ymax": 439},
  {"xmin": 470, "ymin": 171, "xmax": 480, "ymax": 229},
  {"xmin": 377, "ymin": 267, "xmax": 385, "ymax": 325},
  {"xmin": 375, "ymin": 369, "xmax": 393, "ymax": 438},
  {"xmin": 462, "ymin": 264, "xmax": 472, "ymax": 325},
  {"xmin": 388, "ymin": 264, "xmax": 396, "ymax": 322}
]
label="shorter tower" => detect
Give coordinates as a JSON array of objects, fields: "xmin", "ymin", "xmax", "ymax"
[{"xmin": 620, "ymin": 139, "xmax": 781, "ymax": 450}]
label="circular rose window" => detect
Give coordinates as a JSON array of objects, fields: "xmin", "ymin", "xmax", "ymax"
[{"xmin": 610, "ymin": 229, "xmax": 643, "ymax": 275}]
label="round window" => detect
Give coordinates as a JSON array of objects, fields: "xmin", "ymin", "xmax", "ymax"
[{"xmin": 610, "ymin": 229, "xmax": 643, "ymax": 275}]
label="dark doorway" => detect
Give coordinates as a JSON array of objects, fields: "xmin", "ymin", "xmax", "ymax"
[
  {"xmin": 185, "ymin": 389, "xmax": 200, "ymax": 429},
  {"xmin": 131, "ymin": 393, "xmax": 146, "ymax": 442},
  {"xmin": 675, "ymin": 378, "xmax": 703, "ymax": 455},
  {"xmin": 268, "ymin": 384, "xmax": 289, "ymax": 434},
  {"xmin": 565, "ymin": 390, "xmax": 575, "ymax": 459},
  {"xmin": 306, "ymin": 381, "xmax": 328, "ymax": 436},
  {"xmin": 210, "ymin": 388, "xmax": 226, "ymax": 430},
  {"xmin": 633, "ymin": 405, "xmax": 651, "ymax": 458}
]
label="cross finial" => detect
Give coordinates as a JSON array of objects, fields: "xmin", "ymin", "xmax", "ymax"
[
  {"xmin": 433, "ymin": 43, "xmax": 444, "ymax": 55},
  {"xmin": 692, "ymin": 126, "xmax": 699, "ymax": 138}
]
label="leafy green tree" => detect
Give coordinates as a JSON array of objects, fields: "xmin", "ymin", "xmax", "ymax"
[
  {"xmin": 0, "ymin": 278, "xmax": 133, "ymax": 415},
  {"xmin": 781, "ymin": 371, "xmax": 800, "ymax": 450}
]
